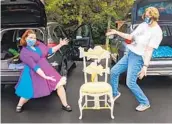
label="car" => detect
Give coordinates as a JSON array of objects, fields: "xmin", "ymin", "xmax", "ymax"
[
  {"xmin": 1, "ymin": 0, "xmax": 94, "ymax": 89},
  {"xmin": 110, "ymin": 0, "xmax": 172, "ymax": 82}
]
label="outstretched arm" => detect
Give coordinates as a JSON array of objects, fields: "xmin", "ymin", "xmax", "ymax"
[
  {"xmin": 106, "ymin": 29, "xmax": 133, "ymax": 40},
  {"xmin": 106, "ymin": 23, "xmax": 144, "ymax": 41},
  {"xmin": 49, "ymin": 38, "xmax": 69, "ymax": 54}
]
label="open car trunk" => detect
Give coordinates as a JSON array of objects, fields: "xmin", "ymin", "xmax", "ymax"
[
  {"xmin": 132, "ymin": 0, "xmax": 172, "ymax": 24},
  {"xmin": 149, "ymin": 24, "xmax": 172, "ymax": 68},
  {"xmin": 131, "ymin": 24, "xmax": 172, "ymax": 60},
  {"xmin": 1, "ymin": 0, "xmax": 47, "ymax": 28},
  {"xmin": 151, "ymin": 25, "xmax": 172, "ymax": 59},
  {"xmin": 1, "ymin": 30, "xmax": 24, "ymax": 71},
  {"xmin": 131, "ymin": 0, "xmax": 172, "ymax": 60},
  {"xmin": 1, "ymin": 0, "xmax": 47, "ymax": 70},
  {"xmin": 0, "ymin": 28, "xmax": 47, "ymax": 83},
  {"xmin": 1, "ymin": 29, "xmax": 45, "ymax": 71}
]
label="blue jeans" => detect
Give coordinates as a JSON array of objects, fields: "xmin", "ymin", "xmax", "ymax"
[{"xmin": 110, "ymin": 50, "xmax": 150, "ymax": 105}]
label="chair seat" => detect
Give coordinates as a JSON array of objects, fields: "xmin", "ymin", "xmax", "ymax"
[{"xmin": 80, "ymin": 82, "xmax": 112, "ymax": 94}]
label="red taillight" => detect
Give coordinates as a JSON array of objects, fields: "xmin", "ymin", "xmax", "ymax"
[
  {"xmin": 125, "ymin": 39, "xmax": 132, "ymax": 44},
  {"xmin": 47, "ymin": 43, "xmax": 57, "ymax": 47}
]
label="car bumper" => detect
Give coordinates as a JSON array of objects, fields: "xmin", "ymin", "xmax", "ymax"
[
  {"xmin": 1, "ymin": 70, "xmax": 21, "ymax": 84},
  {"xmin": 1, "ymin": 63, "xmax": 61, "ymax": 85},
  {"xmin": 147, "ymin": 60, "xmax": 172, "ymax": 76},
  {"xmin": 147, "ymin": 67, "xmax": 172, "ymax": 76}
]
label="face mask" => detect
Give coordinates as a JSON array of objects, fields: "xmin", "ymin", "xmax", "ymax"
[
  {"xmin": 26, "ymin": 39, "xmax": 36, "ymax": 46},
  {"xmin": 144, "ymin": 17, "xmax": 152, "ymax": 25}
]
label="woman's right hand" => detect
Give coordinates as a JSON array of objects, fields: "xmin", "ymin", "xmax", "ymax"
[
  {"xmin": 106, "ymin": 29, "xmax": 118, "ymax": 36},
  {"xmin": 44, "ymin": 76, "xmax": 56, "ymax": 82},
  {"xmin": 59, "ymin": 38, "xmax": 69, "ymax": 46}
]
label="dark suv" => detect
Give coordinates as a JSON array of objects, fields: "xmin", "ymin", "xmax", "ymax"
[
  {"xmin": 110, "ymin": 0, "xmax": 172, "ymax": 77},
  {"xmin": 1, "ymin": 0, "xmax": 94, "ymax": 88}
]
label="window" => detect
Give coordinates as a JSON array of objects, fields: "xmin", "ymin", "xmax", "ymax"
[
  {"xmin": 48, "ymin": 26, "xmax": 65, "ymax": 43},
  {"xmin": 161, "ymin": 25, "xmax": 172, "ymax": 37},
  {"xmin": 1, "ymin": 30, "xmax": 19, "ymax": 60},
  {"xmin": 76, "ymin": 25, "xmax": 89, "ymax": 39},
  {"xmin": 54, "ymin": 26, "xmax": 65, "ymax": 41},
  {"xmin": 137, "ymin": 2, "xmax": 172, "ymax": 21},
  {"xmin": 34, "ymin": 29, "xmax": 44, "ymax": 41},
  {"xmin": 1, "ymin": 30, "xmax": 15, "ymax": 48},
  {"xmin": 119, "ymin": 24, "xmax": 128, "ymax": 33},
  {"xmin": 17, "ymin": 30, "xmax": 26, "ymax": 37}
]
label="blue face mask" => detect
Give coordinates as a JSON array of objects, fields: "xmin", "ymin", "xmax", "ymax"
[
  {"xmin": 26, "ymin": 39, "xmax": 36, "ymax": 46},
  {"xmin": 144, "ymin": 17, "xmax": 152, "ymax": 24}
]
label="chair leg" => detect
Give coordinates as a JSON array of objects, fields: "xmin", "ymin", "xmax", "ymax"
[
  {"xmin": 85, "ymin": 95, "xmax": 88, "ymax": 108},
  {"xmin": 94, "ymin": 96, "xmax": 100, "ymax": 109},
  {"xmin": 109, "ymin": 93, "xmax": 115, "ymax": 119},
  {"xmin": 105, "ymin": 95, "xmax": 108, "ymax": 107},
  {"xmin": 78, "ymin": 91, "xmax": 83, "ymax": 119}
]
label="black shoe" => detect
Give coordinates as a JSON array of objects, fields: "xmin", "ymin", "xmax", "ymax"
[
  {"xmin": 62, "ymin": 105, "xmax": 72, "ymax": 112},
  {"xmin": 16, "ymin": 106, "xmax": 23, "ymax": 113}
]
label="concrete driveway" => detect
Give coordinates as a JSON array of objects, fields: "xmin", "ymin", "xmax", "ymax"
[{"xmin": 1, "ymin": 61, "xmax": 172, "ymax": 123}]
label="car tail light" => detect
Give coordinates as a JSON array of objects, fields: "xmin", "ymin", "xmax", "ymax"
[{"xmin": 47, "ymin": 43, "xmax": 57, "ymax": 47}]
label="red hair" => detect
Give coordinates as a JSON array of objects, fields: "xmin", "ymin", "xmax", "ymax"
[{"xmin": 20, "ymin": 29, "xmax": 39, "ymax": 47}]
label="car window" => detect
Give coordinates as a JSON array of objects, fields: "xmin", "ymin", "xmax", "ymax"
[
  {"xmin": 161, "ymin": 25, "xmax": 172, "ymax": 37},
  {"xmin": 17, "ymin": 30, "xmax": 26, "ymax": 37},
  {"xmin": 1, "ymin": 30, "xmax": 15, "ymax": 49},
  {"xmin": 117, "ymin": 24, "xmax": 129, "ymax": 39},
  {"xmin": 137, "ymin": 1, "xmax": 172, "ymax": 21},
  {"xmin": 75, "ymin": 25, "xmax": 89, "ymax": 39},
  {"xmin": 1, "ymin": 30, "xmax": 20, "ymax": 60},
  {"xmin": 48, "ymin": 26, "xmax": 65, "ymax": 43},
  {"xmin": 16, "ymin": 29, "xmax": 44, "ymax": 42},
  {"xmin": 34, "ymin": 29, "xmax": 44, "ymax": 41},
  {"xmin": 160, "ymin": 25, "xmax": 172, "ymax": 46},
  {"xmin": 54, "ymin": 26, "xmax": 66, "ymax": 41},
  {"xmin": 119, "ymin": 24, "xmax": 128, "ymax": 33}
]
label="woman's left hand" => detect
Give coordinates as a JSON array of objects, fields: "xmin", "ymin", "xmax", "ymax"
[
  {"xmin": 138, "ymin": 66, "xmax": 147, "ymax": 80},
  {"xmin": 60, "ymin": 38, "xmax": 69, "ymax": 46}
]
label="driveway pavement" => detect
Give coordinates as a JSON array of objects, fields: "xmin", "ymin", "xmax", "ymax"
[{"xmin": 1, "ymin": 61, "xmax": 172, "ymax": 123}]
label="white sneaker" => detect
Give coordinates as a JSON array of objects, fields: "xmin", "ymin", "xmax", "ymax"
[
  {"xmin": 136, "ymin": 104, "xmax": 150, "ymax": 112},
  {"xmin": 108, "ymin": 92, "xmax": 121, "ymax": 103}
]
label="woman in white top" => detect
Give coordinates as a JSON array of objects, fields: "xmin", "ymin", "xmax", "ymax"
[{"xmin": 106, "ymin": 7, "xmax": 163, "ymax": 111}]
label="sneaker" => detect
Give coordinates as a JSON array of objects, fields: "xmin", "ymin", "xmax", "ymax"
[
  {"xmin": 136, "ymin": 104, "xmax": 150, "ymax": 112},
  {"xmin": 108, "ymin": 92, "xmax": 121, "ymax": 103}
]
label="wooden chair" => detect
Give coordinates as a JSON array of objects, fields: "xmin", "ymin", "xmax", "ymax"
[{"xmin": 78, "ymin": 46, "xmax": 115, "ymax": 119}]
